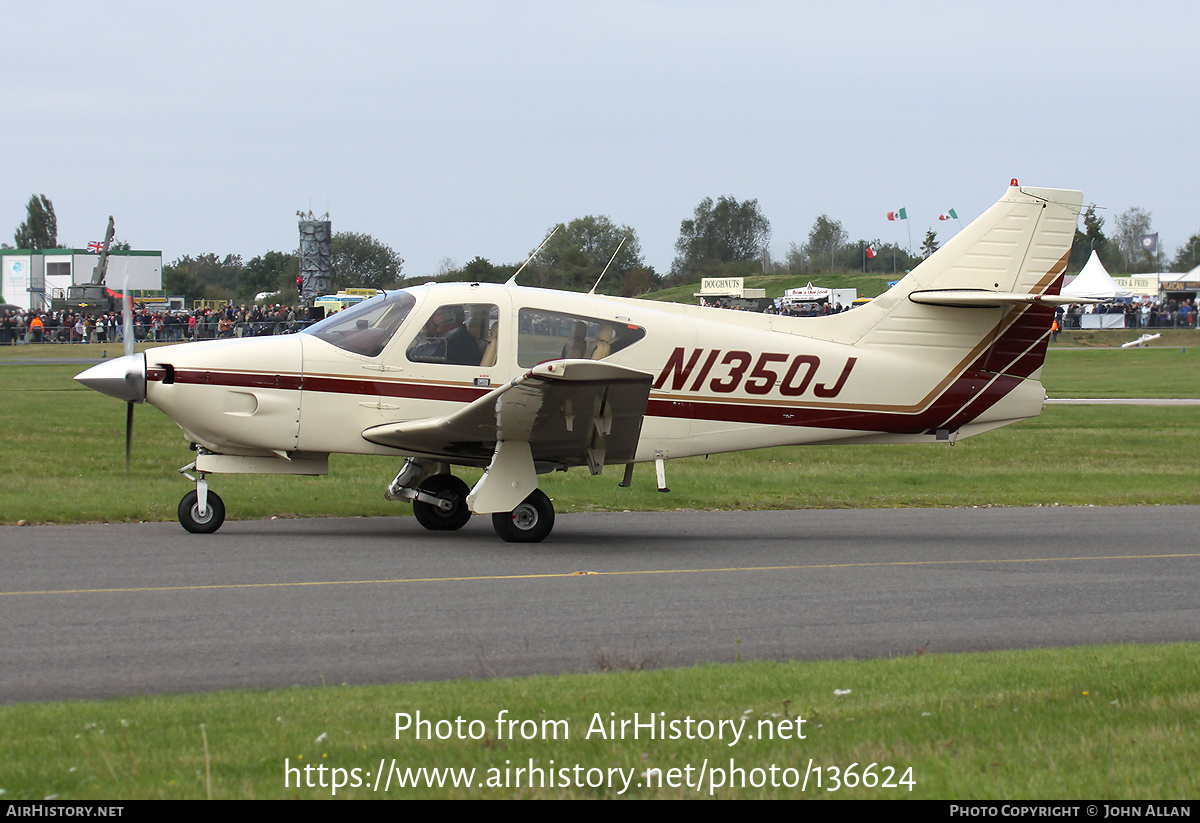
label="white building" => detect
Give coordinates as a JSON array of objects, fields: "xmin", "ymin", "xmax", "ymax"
[{"xmin": 1, "ymin": 248, "xmax": 162, "ymax": 310}]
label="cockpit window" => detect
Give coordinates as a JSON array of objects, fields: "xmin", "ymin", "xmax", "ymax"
[
  {"xmin": 302, "ymin": 291, "xmax": 416, "ymax": 357},
  {"xmin": 517, "ymin": 308, "xmax": 646, "ymax": 368},
  {"xmin": 407, "ymin": 303, "xmax": 498, "ymax": 367}
]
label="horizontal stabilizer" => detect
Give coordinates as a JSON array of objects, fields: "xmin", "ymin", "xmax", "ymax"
[{"xmin": 909, "ymin": 289, "xmax": 1100, "ymax": 309}]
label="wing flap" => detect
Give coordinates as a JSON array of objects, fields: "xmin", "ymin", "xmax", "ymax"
[{"xmin": 361, "ymin": 360, "xmax": 653, "ymax": 468}]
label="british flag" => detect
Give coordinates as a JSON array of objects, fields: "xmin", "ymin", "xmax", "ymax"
[{"xmin": 87, "ymin": 241, "xmax": 104, "ymax": 253}]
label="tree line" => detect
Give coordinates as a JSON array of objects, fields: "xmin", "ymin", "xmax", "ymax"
[
  {"xmin": 10, "ymin": 193, "xmax": 1198, "ymax": 306},
  {"xmin": 1072, "ymin": 205, "xmax": 1200, "ymax": 274}
]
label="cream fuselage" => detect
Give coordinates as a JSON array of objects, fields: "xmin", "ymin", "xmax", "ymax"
[{"xmin": 143, "ymin": 281, "xmax": 1045, "ymax": 468}]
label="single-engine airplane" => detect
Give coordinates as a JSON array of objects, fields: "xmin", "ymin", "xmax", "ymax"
[{"xmin": 77, "ymin": 181, "xmax": 1084, "ymax": 542}]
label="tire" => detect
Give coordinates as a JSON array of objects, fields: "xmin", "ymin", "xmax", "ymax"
[
  {"xmin": 491, "ymin": 489, "xmax": 555, "ymax": 543},
  {"xmin": 178, "ymin": 490, "xmax": 226, "ymax": 534},
  {"xmin": 412, "ymin": 474, "xmax": 472, "ymax": 531}
]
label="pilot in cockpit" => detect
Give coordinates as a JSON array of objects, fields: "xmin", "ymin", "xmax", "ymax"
[{"xmin": 408, "ymin": 305, "xmax": 482, "ymax": 366}]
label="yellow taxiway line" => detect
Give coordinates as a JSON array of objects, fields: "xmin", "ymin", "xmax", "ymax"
[{"xmin": 3, "ymin": 553, "xmax": 1198, "ymax": 598}]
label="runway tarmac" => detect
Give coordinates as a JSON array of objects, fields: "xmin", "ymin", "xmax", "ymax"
[{"xmin": 2, "ymin": 506, "xmax": 1197, "ymax": 704}]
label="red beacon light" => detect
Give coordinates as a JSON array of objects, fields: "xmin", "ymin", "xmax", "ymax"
[{"xmin": 1010, "ymin": 178, "xmax": 1019, "ymax": 186}]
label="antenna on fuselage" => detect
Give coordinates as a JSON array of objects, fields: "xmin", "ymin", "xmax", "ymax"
[
  {"xmin": 504, "ymin": 226, "xmax": 560, "ymax": 286},
  {"xmin": 587, "ymin": 236, "xmax": 627, "ymax": 295}
]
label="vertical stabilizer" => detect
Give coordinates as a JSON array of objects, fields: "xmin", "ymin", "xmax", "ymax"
[{"xmin": 842, "ymin": 183, "xmax": 1082, "ymax": 370}]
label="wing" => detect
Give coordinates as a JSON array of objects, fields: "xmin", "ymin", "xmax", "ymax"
[{"xmin": 361, "ymin": 360, "xmax": 653, "ymax": 513}]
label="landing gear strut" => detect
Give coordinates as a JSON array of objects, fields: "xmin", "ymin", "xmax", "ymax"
[
  {"xmin": 387, "ymin": 457, "xmax": 556, "ymax": 542},
  {"xmin": 386, "ymin": 459, "xmax": 473, "ymax": 532},
  {"xmin": 492, "ymin": 489, "xmax": 555, "ymax": 543},
  {"xmin": 177, "ymin": 464, "xmax": 226, "ymax": 534}
]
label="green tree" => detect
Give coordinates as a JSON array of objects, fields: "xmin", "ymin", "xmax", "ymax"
[
  {"xmin": 671, "ymin": 196, "xmax": 770, "ymax": 281},
  {"xmin": 619, "ymin": 266, "xmax": 659, "ymax": 297},
  {"xmin": 1171, "ymin": 232, "xmax": 1200, "ymax": 273},
  {"xmin": 241, "ymin": 251, "xmax": 298, "ymax": 300},
  {"xmin": 920, "ymin": 229, "xmax": 939, "ymax": 258},
  {"xmin": 805, "ymin": 215, "xmax": 848, "ymax": 274},
  {"xmin": 1113, "ymin": 207, "xmax": 1155, "ymax": 273},
  {"xmin": 785, "ymin": 242, "xmax": 807, "ymax": 276},
  {"xmin": 432, "ymin": 256, "xmax": 517, "ymax": 284},
  {"xmin": 867, "ymin": 241, "xmax": 920, "ymax": 275},
  {"xmin": 163, "ymin": 253, "xmax": 245, "ymax": 302},
  {"xmin": 461, "ymin": 256, "xmax": 506, "ymax": 283},
  {"xmin": 330, "ymin": 232, "xmax": 404, "ymax": 291},
  {"xmin": 14, "ymin": 194, "xmax": 58, "ymax": 249},
  {"xmin": 531, "ymin": 215, "xmax": 645, "ymax": 293},
  {"xmin": 1069, "ymin": 204, "xmax": 1116, "ymax": 272}
]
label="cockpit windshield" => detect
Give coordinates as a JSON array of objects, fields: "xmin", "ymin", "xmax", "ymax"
[{"xmin": 301, "ymin": 291, "xmax": 416, "ymax": 357}]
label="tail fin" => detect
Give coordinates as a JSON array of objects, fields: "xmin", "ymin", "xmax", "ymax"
[
  {"xmin": 840, "ymin": 182, "xmax": 1082, "ymax": 373},
  {"xmin": 804, "ymin": 182, "xmax": 1083, "ymax": 439}
]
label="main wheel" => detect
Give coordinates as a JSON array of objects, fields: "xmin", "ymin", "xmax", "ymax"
[
  {"xmin": 178, "ymin": 490, "xmax": 226, "ymax": 534},
  {"xmin": 412, "ymin": 474, "xmax": 472, "ymax": 531},
  {"xmin": 492, "ymin": 489, "xmax": 555, "ymax": 543}
]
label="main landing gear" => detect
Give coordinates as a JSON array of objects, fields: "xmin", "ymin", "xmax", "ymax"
[
  {"xmin": 387, "ymin": 458, "xmax": 556, "ymax": 543},
  {"xmin": 491, "ymin": 488, "xmax": 554, "ymax": 543},
  {"xmin": 411, "ymin": 474, "xmax": 472, "ymax": 531}
]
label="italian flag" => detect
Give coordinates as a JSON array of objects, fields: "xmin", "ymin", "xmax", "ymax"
[
  {"xmin": 938, "ymin": 209, "xmax": 958, "ymax": 221},
  {"xmin": 887, "ymin": 208, "xmax": 907, "ymax": 221}
]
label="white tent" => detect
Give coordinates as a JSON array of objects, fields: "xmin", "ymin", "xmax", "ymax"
[
  {"xmin": 1062, "ymin": 250, "xmax": 1133, "ymax": 299},
  {"xmin": 1175, "ymin": 264, "xmax": 1200, "ymax": 283}
]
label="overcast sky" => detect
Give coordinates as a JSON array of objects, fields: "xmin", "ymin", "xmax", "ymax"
[{"xmin": 6, "ymin": 1, "xmax": 1198, "ymax": 277}]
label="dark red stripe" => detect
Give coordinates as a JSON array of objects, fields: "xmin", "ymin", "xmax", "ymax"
[
  {"xmin": 168, "ymin": 369, "xmax": 304, "ymax": 390},
  {"xmin": 982, "ymin": 305, "xmax": 1054, "ymax": 379},
  {"xmin": 301, "ymin": 374, "xmax": 486, "ymax": 403},
  {"xmin": 153, "ymin": 368, "xmax": 487, "ymax": 403}
]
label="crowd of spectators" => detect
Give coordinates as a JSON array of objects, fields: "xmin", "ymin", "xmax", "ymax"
[
  {"xmin": 0, "ymin": 303, "xmax": 318, "ymax": 346},
  {"xmin": 4, "ymin": 296, "xmax": 1199, "ymax": 347},
  {"xmin": 1057, "ymin": 298, "xmax": 1197, "ymax": 330},
  {"xmin": 765, "ymin": 301, "xmax": 851, "ymax": 317}
]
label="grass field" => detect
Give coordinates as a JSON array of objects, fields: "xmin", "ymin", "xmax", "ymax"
[
  {"xmin": 2, "ymin": 644, "xmax": 1196, "ymax": 799},
  {"xmin": 2, "ymin": 340, "xmax": 1198, "ymax": 525}
]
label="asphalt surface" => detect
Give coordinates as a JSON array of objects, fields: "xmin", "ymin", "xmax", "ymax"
[{"xmin": 2, "ymin": 506, "xmax": 1197, "ymax": 704}]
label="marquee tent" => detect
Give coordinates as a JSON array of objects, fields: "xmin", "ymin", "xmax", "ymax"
[{"xmin": 1062, "ymin": 250, "xmax": 1132, "ymax": 300}]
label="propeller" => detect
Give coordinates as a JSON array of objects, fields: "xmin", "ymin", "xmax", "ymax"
[
  {"xmin": 73, "ymin": 231, "xmax": 147, "ymax": 476},
  {"xmin": 122, "ymin": 268, "xmax": 134, "ymax": 473}
]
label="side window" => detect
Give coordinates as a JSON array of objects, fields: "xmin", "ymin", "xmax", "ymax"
[
  {"xmin": 517, "ymin": 308, "xmax": 646, "ymax": 368},
  {"xmin": 406, "ymin": 303, "xmax": 499, "ymax": 367}
]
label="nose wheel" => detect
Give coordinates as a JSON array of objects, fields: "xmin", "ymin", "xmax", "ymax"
[
  {"xmin": 492, "ymin": 489, "xmax": 555, "ymax": 543},
  {"xmin": 178, "ymin": 489, "xmax": 226, "ymax": 534}
]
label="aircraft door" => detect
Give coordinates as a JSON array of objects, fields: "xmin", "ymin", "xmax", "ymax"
[{"xmin": 296, "ymin": 290, "xmax": 426, "ymax": 454}]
